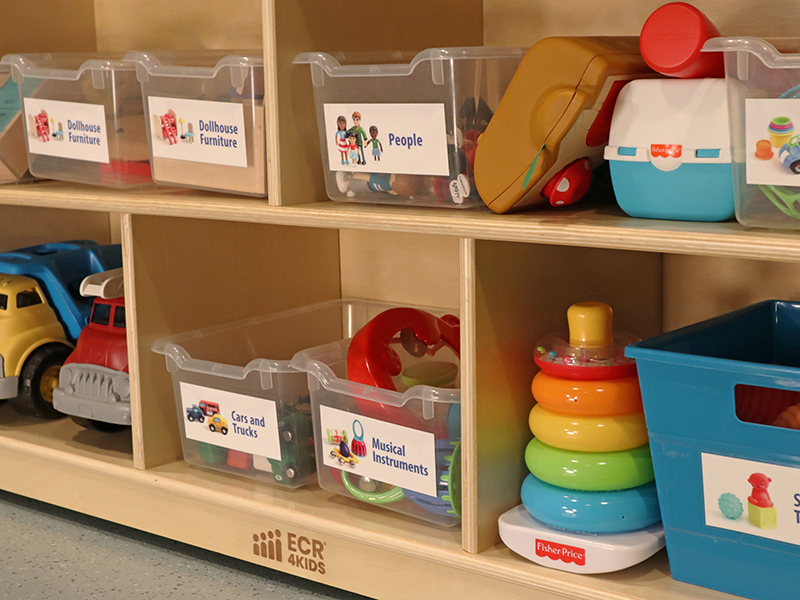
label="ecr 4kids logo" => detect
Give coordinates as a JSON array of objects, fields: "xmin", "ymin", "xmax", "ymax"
[{"xmin": 252, "ymin": 528, "xmax": 327, "ymax": 575}]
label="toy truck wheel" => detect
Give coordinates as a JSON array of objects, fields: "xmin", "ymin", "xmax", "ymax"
[
  {"xmin": 187, "ymin": 415, "xmax": 194, "ymax": 422},
  {"xmin": 198, "ymin": 415, "xmax": 204, "ymax": 423},
  {"xmin": 209, "ymin": 424, "xmax": 216, "ymax": 432},
  {"xmin": 221, "ymin": 427, "xmax": 228, "ymax": 435},
  {"xmin": 11, "ymin": 344, "xmax": 71, "ymax": 419},
  {"xmin": 282, "ymin": 463, "xmax": 298, "ymax": 481},
  {"xmin": 791, "ymin": 160, "xmax": 800, "ymax": 174}
]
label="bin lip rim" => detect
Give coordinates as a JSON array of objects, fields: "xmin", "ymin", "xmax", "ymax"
[
  {"xmin": 124, "ymin": 51, "xmax": 264, "ymax": 79},
  {"xmin": 0, "ymin": 53, "xmax": 137, "ymax": 80},
  {"xmin": 703, "ymin": 37, "xmax": 800, "ymax": 68},
  {"xmin": 292, "ymin": 47, "xmax": 525, "ymax": 77}
]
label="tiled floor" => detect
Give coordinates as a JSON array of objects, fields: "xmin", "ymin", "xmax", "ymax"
[{"xmin": 0, "ymin": 489, "xmax": 371, "ymax": 600}]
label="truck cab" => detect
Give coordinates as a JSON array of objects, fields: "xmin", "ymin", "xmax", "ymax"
[
  {"xmin": 54, "ymin": 294, "xmax": 129, "ymax": 427},
  {"xmin": 0, "ymin": 241, "xmax": 122, "ymax": 418}
]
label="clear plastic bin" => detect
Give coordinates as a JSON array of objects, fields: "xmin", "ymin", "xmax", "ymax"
[
  {"xmin": 290, "ymin": 306, "xmax": 461, "ymax": 527},
  {"xmin": 703, "ymin": 37, "xmax": 800, "ymax": 229},
  {"xmin": 0, "ymin": 53, "xmax": 153, "ymax": 188},
  {"xmin": 293, "ymin": 47, "xmax": 523, "ymax": 209},
  {"xmin": 0, "ymin": 64, "xmax": 27, "ymax": 184},
  {"xmin": 126, "ymin": 51, "xmax": 266, "ymax": 197},
  {"xmin": 152, "ymin": 299, "xmax": 440, "ymax": 488}
]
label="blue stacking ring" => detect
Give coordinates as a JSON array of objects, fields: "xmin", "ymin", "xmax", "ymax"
[{"xmin": 521, "ymin": 473, "xmax": 661, "ymax": 534}]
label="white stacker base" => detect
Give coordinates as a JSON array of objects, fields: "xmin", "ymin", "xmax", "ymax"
[{"xmin": 498, "ymin": 504, "xmax": 666, "ymax": 574}]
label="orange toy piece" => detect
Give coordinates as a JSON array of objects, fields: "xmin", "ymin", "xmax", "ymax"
[
  {"xmin": 773, "ymin": 403, "xmax": 800, "ymax": 429},
  {"xmin": 474, "ymin": 37, "xmax": 654, "ymax": 214},
  {"xmin": 531, "ymin": 371, "xmax": 643, "ymax": 416}
]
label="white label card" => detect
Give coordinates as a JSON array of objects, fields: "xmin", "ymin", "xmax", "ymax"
[
  {"xmin": 745, "ymin": 98, "xmax": 800, "ymax": 187},
  {"xmin": 179, "ymin": 382, "xmax": 281, "ymax": 460},
  {"xmin": 702, "ymin": 452, "xmax": 800, "ymax": 546},
  {"xmin": 23, "ymin": 98, "xmax": 109, "ymax": 163},
  {"xmin": 319, "ymin": 405, "xmax": 437, "ymax": 497},
  {"xmin": 148, "ymin": 97, "xmax": 248, "ymax": 167},
  {"xmin": 323, "ymin": 103, "xmax": 449, "ymax": 177}
]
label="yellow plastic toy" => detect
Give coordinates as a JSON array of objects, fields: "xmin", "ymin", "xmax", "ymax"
[
  {"xmin": 528, "ymin": 403, "xmax": 648, "ymax": 452},
  {"xmin": 474, "ymin": 37, "xmax": 654, "ymax": 213}
]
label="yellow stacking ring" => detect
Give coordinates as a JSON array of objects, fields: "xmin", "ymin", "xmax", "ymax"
[
  {"xmin": 529, "ymin": 404, "xmax": 649, "ymax": 452},
  {"xmin": 531, "ymin": 371, "xmax": 643, "ymax": 416}
]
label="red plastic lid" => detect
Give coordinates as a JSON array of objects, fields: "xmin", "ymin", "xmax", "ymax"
[{"xmin": 639, "ymin": 2, "xmax": 724, "ymax": 78}]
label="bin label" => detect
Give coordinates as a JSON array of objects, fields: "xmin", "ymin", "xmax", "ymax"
[
  {"xmin": 322, "ymin": 103, "xmax": 450, "ymax": 177},
  {"xmin": 179, "ymin": 382, "xmax": 281, "ymax": 460},
  {"xmin": 744, "ymin": 98, "xmax": 800, "ymax": 187},
  {"xmin": 702, "ymin": 452, "xmax": 800, "ymax": 546},
  {"xmin": 148, "ymin": 97, "xmax": 248, "ymax": 167},
  {"xmin": 319, "ymin": 405, "xmax": 438, "ymax": 497},
  {"xmin": 23, "ymin": 98, "xmax": 109, "ymax": 163}
]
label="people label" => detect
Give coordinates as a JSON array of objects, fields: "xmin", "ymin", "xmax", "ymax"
[
  {"xmin": 148, "ymin": 97, "xmax": 248, "ymax": 167},
  {"xmin": 323, "ymin": 103, "xmax": 449, "ymax": 177},
  {"xmin": 24, "ymin": 98, "xmax": 110, "ymax": 163}
]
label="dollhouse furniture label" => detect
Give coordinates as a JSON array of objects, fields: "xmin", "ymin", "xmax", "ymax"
[
  {"xmin": 319, "ymin": 405, "xmax": 438, "ymax": 497},
  {"xmin": 148, "ymin": 97, "xmax": 248, "ymax": 167},
  {"xmin": 323, "ymin": 103, "xmax": 449, "ymax": 177},
  {"xmin": 179, "ymin": 382, "xmax": 282, "ymax": 460},
  {"xmin": 23, "ymin": 98, "xmax": 110, "ymax": 163},
  {"xmin": 702, "ymin": 452, "xmax": 800, "ymax": 546}
]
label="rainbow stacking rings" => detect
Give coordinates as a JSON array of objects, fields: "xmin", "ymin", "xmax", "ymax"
[
  {"xmin": 769, "ymin": 117, "xmax": 795, "ymax": 148},
  {"xmin": 531, "ymin": 372, "xmax": 643, "ymax": 416},
  {"xmin": 521, "ymin": 473, "xmax": 661, "ymax": 533}
]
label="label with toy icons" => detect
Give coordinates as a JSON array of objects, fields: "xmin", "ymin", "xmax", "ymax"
[
  {"xmin": 148, "ymin": 96, "xmax": 248, "ymax": 167},
  {"xmin": 179, "ymin": 382, "xmax": 282, "ymax": 460},
  {"xmin": 702, "ymin": 452, "xmax": 800, "ymax": 544},
  {"xmin": 323, "ymin": 103, "xmax": 449, "ymax": 177},
  {"xmin": 319, "ymin": 405, "xmax": 438, "ymax": 497},
  {"xmin": 745, "ymin": 98, "xmax": 800, "ymax": 186},
  {"xmin": 23, "ymin": 98, "xmax": 110, "ymax": 163}
]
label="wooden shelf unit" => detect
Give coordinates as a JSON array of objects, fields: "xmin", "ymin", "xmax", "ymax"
[{"xmin": 0, "ymin": 1, "xmax": 796, "ymax": 600}]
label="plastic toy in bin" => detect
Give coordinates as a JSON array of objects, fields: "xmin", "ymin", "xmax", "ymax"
[
  {"xmin": 498, "ymin": 302, "xmax": 665, "ymax": 574},
  {"xmin": 291, "ymin": 305, "xmax": 462, "ymax": 526}
]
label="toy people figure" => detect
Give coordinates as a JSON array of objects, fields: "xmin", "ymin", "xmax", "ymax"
[
  {"xmin": 347, "ymin": 131, "xmax": 360, "ymax": 165},
  {"xmin": 365, "ymin": 125, "xmax": 383, "ymax": 161},
  {"xmin": 348, "ymin": 111, "xmax": 368, "ymax": 165},
  {"xmin": 335, "ymin": 115, "xmax": 349, "ymax": 165}
]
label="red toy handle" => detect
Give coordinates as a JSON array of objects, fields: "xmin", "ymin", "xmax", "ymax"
[
  {"xmin": 639, "ymin": 2, "xmax": 724, "ymax": 79},
  {"xmin": 347, "ymin": 308, "xmax": 460, "ymax": 432}
]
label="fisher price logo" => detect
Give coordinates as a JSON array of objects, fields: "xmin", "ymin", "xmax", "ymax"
[
  {"xmin": 650, "ymin": 144, "xmax": 682, "ymax": 159},
  {"xmin": 535, "ymin": 539, "xmax": 586, "ymax": 566}
]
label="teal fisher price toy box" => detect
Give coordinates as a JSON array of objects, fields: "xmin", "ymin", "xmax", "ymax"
[{"xmin": 626, "ymin": 300, "xmax": 800, "ymax": 600}]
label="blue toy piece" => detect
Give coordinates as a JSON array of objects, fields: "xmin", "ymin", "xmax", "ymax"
[
  {"xmin": 718, "ymin": 493, "xmax": 744, "ymax": 520},
  {"xmin": 779, "ymin": 137, "xmax": 800, "ymax": 174},
  {"xmin": 0, "ymin": 241, "xmax": 123, "ymax": 343},
  {"xmin": 404, "ymin": 439, "xmax": 461, "ymax": 517},
  {"xmin": 520, "ymin": 473, "xmax": 661, "ymax": 534}
]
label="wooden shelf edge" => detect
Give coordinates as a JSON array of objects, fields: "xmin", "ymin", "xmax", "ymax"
[
  {"xmin": 3, "ymin": 183, "xmax": 800, "ymax": 262},
  {"xmin": 0, "ymin": 434, "xmax": 726, "ymax": 600}
]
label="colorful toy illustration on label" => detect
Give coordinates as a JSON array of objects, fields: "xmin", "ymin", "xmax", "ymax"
[
  {"xmin": 350, "ymin": 420, "xmax": 367, "ymax": 457},
  {"xmin": 330, "ymin": 439, "xmax": 358, "ymax": 468},
  {"xmin": 208, "ymin": 412, "xmax": 229, "ymax": 435},
  {"xmin": 155, "ymin": 109, "xmax": 195, "ymax": 146},
  {"xmin": 348, "ymin": 111, "xmax": 368, "ymax": 165},
  {"xmin": 33, "ymin": 111, "xmax": 52, "ymax": 142},
  {"xmin": 366, "ymin": 126, "xmax": 382, "ymax": 161},
  {"xmin": 498, "ymin": 302, "xmax": 665, "ymax": 574},
  {"xmin": 747, "ymin": 473, "xmax": 777, "ymax": 529},
  {"xmin": 335, "ymin": 115, "xmax": 349, "ymax": 165}
]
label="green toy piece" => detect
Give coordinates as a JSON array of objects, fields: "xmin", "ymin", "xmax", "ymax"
[{"xmin": 718, "ymin": 493, "xmax": 744, "ymax": 519}]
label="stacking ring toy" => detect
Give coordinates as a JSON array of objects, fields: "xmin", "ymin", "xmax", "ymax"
[
  {"xmin": 341, "ymin": 472, "xmax": 405, "ymax": 504},
  {"xmin": 521, "ymin": 473, "xmax": 661, "ymax": 533},
  {"xmin": 531, "ymin": 372, "xmax": 643, "ymax": 416},
  {"xmin": 528, "ymin": 404, "xmax": 649, "ymax": 452},
  {"xmin": 525, "ymin": 438, "xmax": 655, "ymax": 491}
]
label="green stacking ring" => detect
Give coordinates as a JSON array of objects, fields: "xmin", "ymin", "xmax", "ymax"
[{"xmin": 525, "ymin": 438, "xmax": 655, "ymax": 491}]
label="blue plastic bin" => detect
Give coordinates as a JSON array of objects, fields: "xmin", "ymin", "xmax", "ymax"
[{"xmin": 626, "ymin": 300, "xmax": 800, "ymax": 600}]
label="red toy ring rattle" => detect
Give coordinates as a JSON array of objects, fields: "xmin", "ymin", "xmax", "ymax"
[{"xmin": 346, "ymin": 308, "xmax": 460, "ymax": 432}]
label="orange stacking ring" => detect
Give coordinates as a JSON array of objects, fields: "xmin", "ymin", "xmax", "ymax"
[
  {"xmin": 531, "ymin": 371, "xmax": 643, "ymax": 416},
  {"xmin": 529, "ymin": 404, "xmax": 649, "ymax": 452}
]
